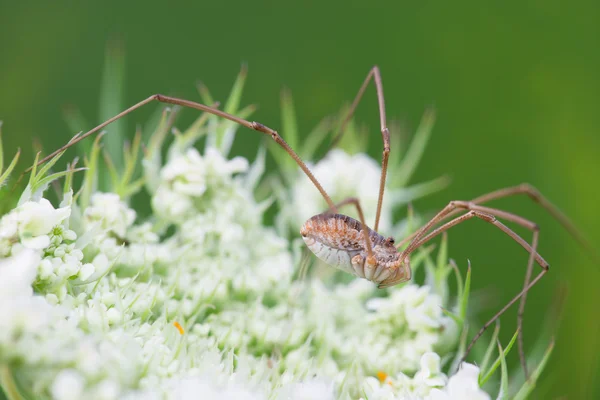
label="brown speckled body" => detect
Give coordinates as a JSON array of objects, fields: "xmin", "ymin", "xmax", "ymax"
[{"xmin": 300, "ymin": 214, "xmax": 411, "ymax": 287}]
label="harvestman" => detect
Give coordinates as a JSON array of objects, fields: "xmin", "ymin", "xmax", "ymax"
[{"xmin": 37, "ymin": 66, "xmax": 591, "ymax": 378}]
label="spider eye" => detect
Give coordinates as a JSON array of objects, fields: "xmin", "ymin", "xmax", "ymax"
[{"xmin": 386, "ymin": 236, "xmax": 395, "ymax": 244}]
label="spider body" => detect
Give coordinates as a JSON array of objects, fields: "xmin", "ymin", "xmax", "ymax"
[{"xmin": 300, "ymin": 213, "xmax": 410, "ymax": 287}]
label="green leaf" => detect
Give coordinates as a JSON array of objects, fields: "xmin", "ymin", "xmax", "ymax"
[
  {"xmin": 436, "ymin": 232, "xmax": 448, "ymax": 271},
  {"xmin": 214, "ymin": 65, "xmax": 248, "ymax": 156},
  {"xmin": 63, "ymin": 105, "xmax": 91, "ymax": 155},
  {"xmin": 300, "ymin": 116, "xmax": 334, "ymax": 161},
  {"xmin": 280, "ymin": 87, "xmax": 299, "ymax": 166},
  {"xmin": 389, "ymin": 175, "xmax": 451, "ymax": 206},
  {"xmin": 122, "ymin": 128, "xmax": 142, "ymax": 186},
  {"xmin": 479, "ymin": 321, "xmax": 500, "ymax": 374},
  {"xmin": 496, "ymin": 339, "xmax": 509, "ymax": 400},
  {"xmin": 99, "ymin": 41, "xmax": 126, "ymax": 171},
  {"xmin": 62, "ymin": 159, "xmax": 78, "ymax": 196},
  {"xmin": 17, "ymin": 152, "xmax": 40, "ymax": 206},
  {"xmin": 197, "ymin": 81, "xmax": 215, "ymax": 106},
  {"xmin": 0, "ymin": 148, "xmax": 20, "ymax": 188},
  {"xmin": 513, "ymin": 339, "xmax": 554, "ymax": 400},
  {"xmin": 441, "ymin": 306, "xmax": 462, "ymax": 326},
  {"xmin": 479, "ymin": 328, "xmax": 519, "ymax": 386},
  {"xmin": 80, "ymin": 132, "xmax": 105, "ymax": 209},
  {"xmin": 103, "ymin": 150, "xmax": 120, "ymax": 190},
  {"xmin": 395, "ymin": 108, "xmax": 435, "ymax": 187},
  {"xmin": 450, "ymin": 261, "xmax": 464, "ymax": 310},
  {"xmin": 0, "ymin": 365, "xmax": 25, "ymax": 400},
  {"xmin": 0, "ymin": 122, "xmax": 4, "ymax": 171},
  {"xmin": 459, "ymin": 262, "xmax": 471, "ymax": 322},
  {"xmin": 32, "ymin": 168, "xmax": 86, "ymax": 201},
  {"xmin": 145, "ymin": 107, "xmax": 177, "ymax": 194},
  {"xmin": 449, "ymin": 321, "xmax": 470, "ymax": 374}
]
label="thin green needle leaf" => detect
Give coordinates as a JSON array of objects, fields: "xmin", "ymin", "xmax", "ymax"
[
  {"xmin": 81, "ymin": 132, "xmax": 105, "ymax": 209},
  {"xmin": 395, "ymin": 108, "xmax": 436, "ymax": 187},
  {"xmin": 33, "ymin": 168, "xmax": 87, "ymax": 199},
  {"xmin": 450, "ymin": 260, "xmax": 464, "ymax": 308},
  {"xmin": 63, "ymin": 105, "xmax": 92, "ymax": 155},
  {"xmin": 63, "ymin": 160, "xmax": 78, "ymax": 196},
  {"xmin": 0, "ymin": 149, "xmax": 20, "ymax": 188},
  {"xmin": 217, "ymin": 65, "xmax": 248, "ymax": 155},
  {"xmin": 280, "ymin": 87, "xmax": 299, "ymax": 158},
  {"xmin": 436, "ymin": 232, "xmax": 448, "ymax": 272},
  {"xmin": 223, "ymin": 64, "xmax": 247, "ymax": 116},
  {"xmin": 102, "ymin": 150, "xmax": 120, "ymax": 191},
  {"xmin": 197, "ymin": 81, "xmax": 215, "ymax": 105},
  {"xmin": 0, "ymin": 365, "xmax": 26, "ymax": 400},
  {"xmin": 28, "ymin": 152, "xmax": 41, "ymax": 185},
  {"xmin": 479, "ymin": 321, "xmax": 501, "ymax": 375},
  {"xmin": 99, "ymin": 41, "xmax": 126, "ymax": 171},
  {"xmin": 513, "ymin": 339, "xmax": 555, "ymax": 400},
  {"xmin": 441, "ymin": 307, "xmax": 462, "ymax": 326},
  {"xmin": 0, "ymin": 122, "xmax": 4, "ymax": 171},
  {"xmin": 300, "ymin": 116, "xmax": 334, "ymax": 161},
  {"xmin": 459, "ymin": 263, "xmax": 471, "ymax": 322},
  {"xmin": 496, "ymin": 340, "xmax": 509, "ymax": 400},
  {"xmin": 480, "ymin": 328, "xmax": 519, "ymax": 386}
]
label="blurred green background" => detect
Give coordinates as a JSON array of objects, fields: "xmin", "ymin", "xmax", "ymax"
[{"xmin": 1, "ymin": 1, "xmax": 599, "ymax": 397}]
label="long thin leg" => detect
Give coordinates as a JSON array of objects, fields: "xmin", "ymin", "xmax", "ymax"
[
  {"xmin": 411, "ymin": 209, "xmax": 547, "ymax": 269},
  {"xmin": 401, "ymin": 204, "xmax": 549, "ymax": 373},
  {"xmin": 397, "ymin": 183, "xmax": 594, "ymax": 259},
  {"xmin": 412, "ymin": 205, "xmax": 541, "ymax": 377},
  {"xmin": 518, "ymin": 231, "xmax": 538, "ymax": 379},
  {"xmin": 470, "ymin": 183, "xmax": 596, "ymax": 259},
  {"xmin": 395, "ymin": 184, "xmax": 590, "ymax": 377},
  {"xmin": 30, "ymin": 94, "xmax": 338, "ymax": 213},
  {"xmin": 464, "ymin": 269, "xmax": 547, "ymax": 367},
  {"xmin": 328, "ymin": 66, "xmax": 390, "ymax": 232}
]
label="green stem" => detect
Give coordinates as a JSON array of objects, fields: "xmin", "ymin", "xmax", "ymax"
[{"xmin": 0, "ymin": 365, "xmax": 24, "ymax": 400}]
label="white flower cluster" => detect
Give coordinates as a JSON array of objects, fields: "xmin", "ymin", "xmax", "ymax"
[
  {"xmin": 361, "ymin": 353, "xmax": 490, "ymax": 400},
  {"xmin": 0, "ymin": 131, "xmax": 489, "ymax": 399},
  {"xmin": 0, "ymin": 198, "xmax": 71, "ymax": 255}
]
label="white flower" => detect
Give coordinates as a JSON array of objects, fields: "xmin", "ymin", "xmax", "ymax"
[
  {"xmin": 0, "ymin": 198, "xmax": 70, "ymax": 253},
  {"xmin": 83, "ymin": 193, "xmax": 136, "ymax": 238},
  {"xmin": 18, "ymin": 198, "xmax": 71, "ymax": 237},
  {"xmin": 427, "ymin": 364, "xmax": 490, "ymax": 400},
  {"xmin": 160, "ymin": 376, "xmax": 266, "ymax": 400},
  {"xmin": 152, "ymin": 147, "xmax": 248, "ymax": 223},
  {"xmin": 0, "ymin": 248, "xmax": 40, "ymax": 297},
  {"xmin": 358, "ymin": 353, "xmax": 489, "ymax": 400},
  {"xmin": 0, "ymin": 105, "xmax": 498, "ymax": 400},
  {"xmin": 276, "ymin": 379, "xmax": 335, "ymax": 400},
  {"xmin": 0, "ymin": 250, "xmax": 56, "ymax": 360},
  {"xmin": 51, "ymin": 370, "xmax": 85, "ymax": 400}
]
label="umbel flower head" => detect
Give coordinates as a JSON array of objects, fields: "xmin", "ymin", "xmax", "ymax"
[{"xmin": 0, "ymin": 68, "xmax": 551, "ymax": 400}]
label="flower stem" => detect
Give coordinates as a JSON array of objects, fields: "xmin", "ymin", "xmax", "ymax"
[{"xmin": 0, "ymin": 365, "xmax": 24, "ymax": 400}]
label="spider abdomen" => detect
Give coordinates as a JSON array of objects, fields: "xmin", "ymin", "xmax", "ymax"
[{"xmin": 300, "ymin": 213, "xmax": 409, "ymax": 286}]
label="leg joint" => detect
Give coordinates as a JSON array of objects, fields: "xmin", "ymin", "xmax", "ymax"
[
  {"xmin": 519, "ymin": 183, "xmax": 541, "ymax": 201},
  {"xmin": 473, "ymin": 210, "xmax": 496, "ymax": 222}
]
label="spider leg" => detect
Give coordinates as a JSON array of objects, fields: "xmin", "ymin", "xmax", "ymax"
[
  {"xmin": 397, "ymin": 183, "xmax": 593, "ymax": 259},
  {"xmin": 470, "ymin": 183, "xmax": 595, "ymax": 259},
  {"xmin": 31, "ymin": 93, "xmax": 339, "ymax": 213},
  {"xmin": 399, "ymin": 201, "xmax": 549, "ymax": 378},
  {"xmin": 326, "ymin": 66, "xmax": 390, "ymax": 232}
]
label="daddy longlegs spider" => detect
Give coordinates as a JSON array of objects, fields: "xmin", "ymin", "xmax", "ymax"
[{"xmin": 36, "ymin": 66, "xmax": 592, "ymax": 379}]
